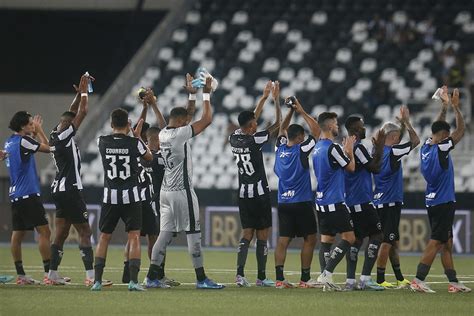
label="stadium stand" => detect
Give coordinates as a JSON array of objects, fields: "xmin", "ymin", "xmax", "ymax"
[{"xmin": 77, "ymin": 0, "xmax": 474, "ymax": 192}]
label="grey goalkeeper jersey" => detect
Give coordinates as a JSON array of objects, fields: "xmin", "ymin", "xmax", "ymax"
[{"xmin": 159, "ymin": 125, "xmax": 194, "ymax": 191}]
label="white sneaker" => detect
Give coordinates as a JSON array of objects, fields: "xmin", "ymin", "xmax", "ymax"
[
  {"xmin": 235, "ymin": 275, "xmax": 251, "ymax": 287},
  {"xmin": 448, "ymin": 282, "xmax": 472, "ymax": 293},
  {"xmin": 410, "ymin": 278, "xmax": 436, "ymax": 293},
  {"xmin": 317, "ymin": 271, "xmax": 341, "ymax": 292}
]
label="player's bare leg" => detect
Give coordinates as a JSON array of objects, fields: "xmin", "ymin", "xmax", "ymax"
[
  {"xmin": 388, "ymin": 242, "xmax": 409, "ymax": 287},
  {"xmin": 126, "ymin": 230, "xmax": 143, "ymax": 290},
  {"xmin": 74, "ymin": 222, "xmax": 94, "ymax": 282},
  {"xmin": 299, "ymin": 234, "xmax": 317, "ymax": 287},
  {"xmin": 48, "ymin": 217, "xmax": 71, "ymax": 284},
  {"xmin": 35, "ymin": 224, "xmax": 51, "ymax": 281},
  {"xmin": 255, "ymin": 228, "xmax": 273, "ymax": 286},
  {"xmin": 376, "ymin": 242, "xmax": 392, "ymax": 286},
  {"xmin": 236, "ymin": 228, "xmax": 254, "ymax": 286},
  {"xmin": 11, "ymin": 230, "xmax": 36, "ymax": 283},
  {"xmin": 92, "ymin": 232, "xmax": 111, "ymax": 290},
  {"xmin": 274, "ymin": 236, "xmax": 291, "ymax": 287}
]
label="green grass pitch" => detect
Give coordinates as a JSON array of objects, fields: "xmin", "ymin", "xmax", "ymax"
[{"xmin": 1, "ymin": 245, "xmax": 473, "ymax": 315}]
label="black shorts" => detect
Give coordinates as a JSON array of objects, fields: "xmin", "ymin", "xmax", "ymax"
[
  {"xmin": 348, "ymin": 203, "xmax": 383, "ymax": 239},
  {"xmin": 238, "ymin": 194, "xmax": 272, "ymax": 230},
  {"xmin": 53, "ymin": 190, "xmax": 88, "ymax": 224},
  {"xmin": 141, "ymin": 201, "xmax": 159, "ymax": 236},
  {"xmin": 11, "ymin": 195, "xmax": 48, "ymax": 231},
  {"xmin": 278, "ymin": 202, "xmax": 317, "ymax": 238},
  {"xmin": 377, "ymin": 204, "xmax": 401, "ymax": 242},
  {"xmin": 99, "ymin": 202, "xmax": 142, "ymax": 234},
  {"xmin": 316, "ymin": 203, "xmax": 354, "ymax": 236},
  {"xmin": 427, "ymin": 202, "xmax": 455, "ymax": 243}
]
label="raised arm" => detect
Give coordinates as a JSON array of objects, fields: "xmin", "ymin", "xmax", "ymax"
[
  {"xmin": 191, "ymin": 77, "xmax": 213, "ymax": 136},
  {"xmin": 266, "ymin": 81, "xmax": 282, "ymax": 137},
  {"xmin": 32, "ymin": 115, "xmax": 50, "ymax": 153},
  {"xmin": 398, "ymin": 105, "xmax": 420, "ymax": 149},
  {"xmin": 279, "ymin": 107, "xmax": 294, "ymax": 137},
  {"xmin": 293, "ymin": 98, "xmax": 320, "ymax": 138},
  {"xmin": 254, "ymin": 80, "xmax": 272, "ymax": 120},
  {"xmin": 366, "ymin": 129, "xmax": 386, "ymax": 174},
  {"xmin": 71, "ymin": 74, "xmax": 89, "ymax": 129},
  {"xmin": 184, "ymin": 73, "xmax": 198, "ymax": 124},
  {"xmin": 436, "ymin": 85, "xmax": 449, "ymax": 122},
  {"xmin": 450, "ymin": 88, "xmax": 465, "ymax": 145}
]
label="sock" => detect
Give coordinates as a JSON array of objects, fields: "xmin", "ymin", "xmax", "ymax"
[
  {"xmin": 324, "ymin": 239, "xmax": 351, "ymax": 273},
  {"xmin": 237, "ymin": 238, "xmax": 250, "ymax": 277},
  {"xmin": 346, "ymin": 245, "xmax": 359, "ymax": 280},
  {"xmin": 415, "ymin": 263, "xmax": 431, "ymax": 281},
  {"xmin": 256, "ymin": 240, "xmax": 268, "ymax": 280},
  {"xmin": 147, "ymin": 263, "xmax": 163, "ymax": 281},
  {"xmin": 392, "ymin": 263, "xmax": 404, "ymax": 281},
  {"xmin": 346, "ymin": 278, "xmax": 356, "ymax": 285},
  {"xmin": 445, "ymin": 269, "xmax": 458, "ymax": 283},
  {"xmin": 301, "ymin": 268, "xmax": 311, "ymax": 282},
  {"xmin": 86, "ymin": 270, "xmax": 94, "ymax": 279},
  {"xmin": 43, "ymin": 260, "xmax": 50, "ymax": 273},
  {"xmin": 14, "ymin": 261, "xmax": 25, "ymax": 275},
  {"xmin": 129, "ymin": 259, "xmax": 141, "ymax": 283},
  {"xmin": 361, "ymin": 240, "xmax": 380, "ymax": 277},
  {"xmin": 150, "ymin": 231, "xmax": 174, "ymax": 267},
  {"xmin": 275, "ymin": 265, "xmax": 284, "ymax": 281},
  {"xmin": 48, "ymin": 269, "xmax": 58, "ymax": 279},
  {"xmin": 319, "ymin": 242, "xmax": 332, "ymax": 273},
  {"xmin": 94, "ymin": 257, "xmax": 106, "ymax": 283},
  {"xmin": 50, "ymin": 244, "xmax": 63, "ymax": 271},
  {"xmin": 376, "ymin": 267, "xmax": 386, "ymax": 283},
  {"xmin": 195, "ymin": 267, "xmax": 206, "ymax": 282},
  {"xmin": 122, "ymin": 261, "xmax": 130, "ymax": 283},
  {"xmin": 360, "ymin": 275, "xmax": 371, "ymax": 282},
  {"xmin": 79, "ymin": 246, "xmax": 94, "ymax": 271}
]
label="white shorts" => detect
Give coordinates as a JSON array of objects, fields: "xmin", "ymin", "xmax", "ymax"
[{"xmin": 159, "ymin": 189, "xmax": 200, "ymax": 233}]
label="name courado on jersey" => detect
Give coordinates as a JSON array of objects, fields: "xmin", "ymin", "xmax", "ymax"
[{"xmin": 105, "ymin": 148, "xmax": 129, "ymax": 154}]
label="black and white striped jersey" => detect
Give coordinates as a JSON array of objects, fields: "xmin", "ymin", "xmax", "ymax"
[
  {"xmin": 229, "ymin": 129, "xmax": 270, "ymax": 199},
  {"xmin": 98, "ymin": 133, "xmax": 148, "ymax": 204},
  {"xmin": 141, "ymin": 150, "xmax": 165, "ymax": 202},
  {"xmin": 138, "ymin": 159, "xmax": 154, "ymax": 202},
  {"xmin": 50, "ymin": 124, "xmax": 83, "ymax": 193}
]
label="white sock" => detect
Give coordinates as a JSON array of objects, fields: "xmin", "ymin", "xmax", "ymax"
[
  {"xmin": 86, "ymin": 270, "xmax": 94, "ymax": 279},
  {"xmin": 346, "ymin": 278, "xmax": 356, "ymax": 284},
  {"xmin": 324, "ymin": 270, "xmax": 333, "ymax": 277},
  {"xmin": 360, "ymin": 275, "xmax": 371, "ymax": 282}
]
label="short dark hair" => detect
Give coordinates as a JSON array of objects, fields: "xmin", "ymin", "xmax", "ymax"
[
  {"xmin": 61, "ymin": 111, "xmax": 76, "ymax": 119},
  {"xmin": 9, "ymin": 111, "xmax": 32, "ymax": 132},
  {"xmin": 431, "ymin": 120, "xmax": 451, "ymax": 134},
  {"xmin": 111, "ymin": 108, "xmax": 129, "ymax": 128},
  {"xmin": 133, "ymin": 121, "xmax": 150, "ymax": 133},
  {"xmin": 238, "ymin": 110, "xmax": 255, "ymax": 127},
  {"xmin": 317, "ymin": 112, "xmax": 338, "ymax": 125},
  {"xmin": 344, "ymin": 115, "xmax": 362, "ymax": 132},
  {"xmin": 287, "ymin": 124, "xmax": 305, "ymax": 140},
  {"xmin": 146, "ymin": 126, "xmax": 161, "ymax": 138},
  {"xmin": 169, "ymin": 107, "xmax": 188, "ymax": 119}
]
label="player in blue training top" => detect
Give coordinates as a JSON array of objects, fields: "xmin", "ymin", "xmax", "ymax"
[
  {"xmin": 3, "ymin": 111, "xmax": 52, "ymax": 285},
  {"xmin": 410, "ymin": 87, "xmax": 471, "ymax": 293},
  {"xmin": 312, "ymin": 111, "xmax": 356, "ymax": 291},
  {"xmin": 373, "ymin": 105, "xmax": 420, "ymax": 289},
  {"xmin": 273, "ymin": 98, "xmax": 320, "ymax": 289},
  {"xmin": 343, "ymin": 115, "xmax": 385, "ymax": 291}
]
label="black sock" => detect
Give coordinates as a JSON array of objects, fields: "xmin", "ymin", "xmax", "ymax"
[
  {"xmin": 50, "ymin": 244, "xmax": 63, "ymax": 271},
  {"xmin": 275, "ymin": 265, "xmax": 284, "ymax": 281},
  {"xmin": 94, "ymin": 257, "xmax": 105, "ymax": 283},
  {"xmin": 445, "ymin": 269, "xmax": 458, "ymax": 283},
  {"xmin": 195, "ymin": 267, "xmax": 206, "ymax": 282},
  {"xmin": 79, "ymin": 246, "xmax": 94, "ymax": 271},
  {"xmin": 301, "ymin": 268, "xmax": 311, "ymax": 282},
  {"xmin": 43, "ymin": 260, "xmax": 50, "ymax": 273},
  {"xmin": 256, "ymin": 240, "xmax": 267, "ymax": 280},
  {"xmin": 129, "ymin": 259, "xmax": 140, "ymax": 283},
  {"xmin": 237, "ymin": 238, "xmax": 250, "ymax": 277},
  {"xmin": 392, "ymin": 263, "xmax": 404, "ymax": 281},
  {"xmin": 346, "ymin": 245, "xmax": 359, "ymax": 279},
  {"xmin": 361, "ymin": 240, "xmax": 380, "ymax": 276},
  {"xmin": 325, "ymin": 239, "xmax": 351, "ymax": 273},
  {"xmin": 122, "ymin": 261, "xmax": 130, "ymax": 283},
  {"xmin": 14, "ymin": 261, "xmax": 25, "ymax": 275},
  {"xmin": 376, "ymin": 267, "xmax": 386, "ymax": 283},
  {"xmin": 319, "ymin": 242, "xmax": 332, "ymax": 273},
  {"xmin": 147, "ymin": 264, "xmax": 162, "ymax": 280},
  {"xmin": 415, "ymin": 263, "xmax": 431, "ymax": 281}
]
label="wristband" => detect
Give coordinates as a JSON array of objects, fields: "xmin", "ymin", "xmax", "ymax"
[
  {"xmin": 188, "ymin": 94, "xmax": 196, "ymax": 101},
  {"xmin": 81, "ymin": 93, "xmax": 88, "ymax": 97},
  {"xmin": 203, "ymin": 93, "xmax": 210, "ymax": 101}
]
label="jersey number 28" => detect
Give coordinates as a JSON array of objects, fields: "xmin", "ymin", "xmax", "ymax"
[
  {"xmin": 233, "ymin": 153, "xmax": 255, "ymax": 176},
  {"xmin": 106, "ymin": 155, "xmax": 131, "ymax": 180}
]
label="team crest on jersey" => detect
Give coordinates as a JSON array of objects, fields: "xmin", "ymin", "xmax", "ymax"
[
  {"xmin": 83, "ymin": 211, "xmax": 88, "ymax": 219},
  {"xmin": 377, "ymin": 222, "xmax": 382, "ymax": 230},
  {"xmin": 389, "ymin": 233, "xmax": 395, "ymax": 241}
]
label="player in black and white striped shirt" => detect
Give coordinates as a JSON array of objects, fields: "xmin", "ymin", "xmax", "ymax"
[
  {"xmin": 48, "ymin": 74, "xmax": 106, "ymax": 286},
  {"xmin": 93, "ymin": 108, "xmax": 152, "ymax": 291},
  {"xmin": 229, "ymin": 81, "xmax": 281, "ymax": 287}
]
